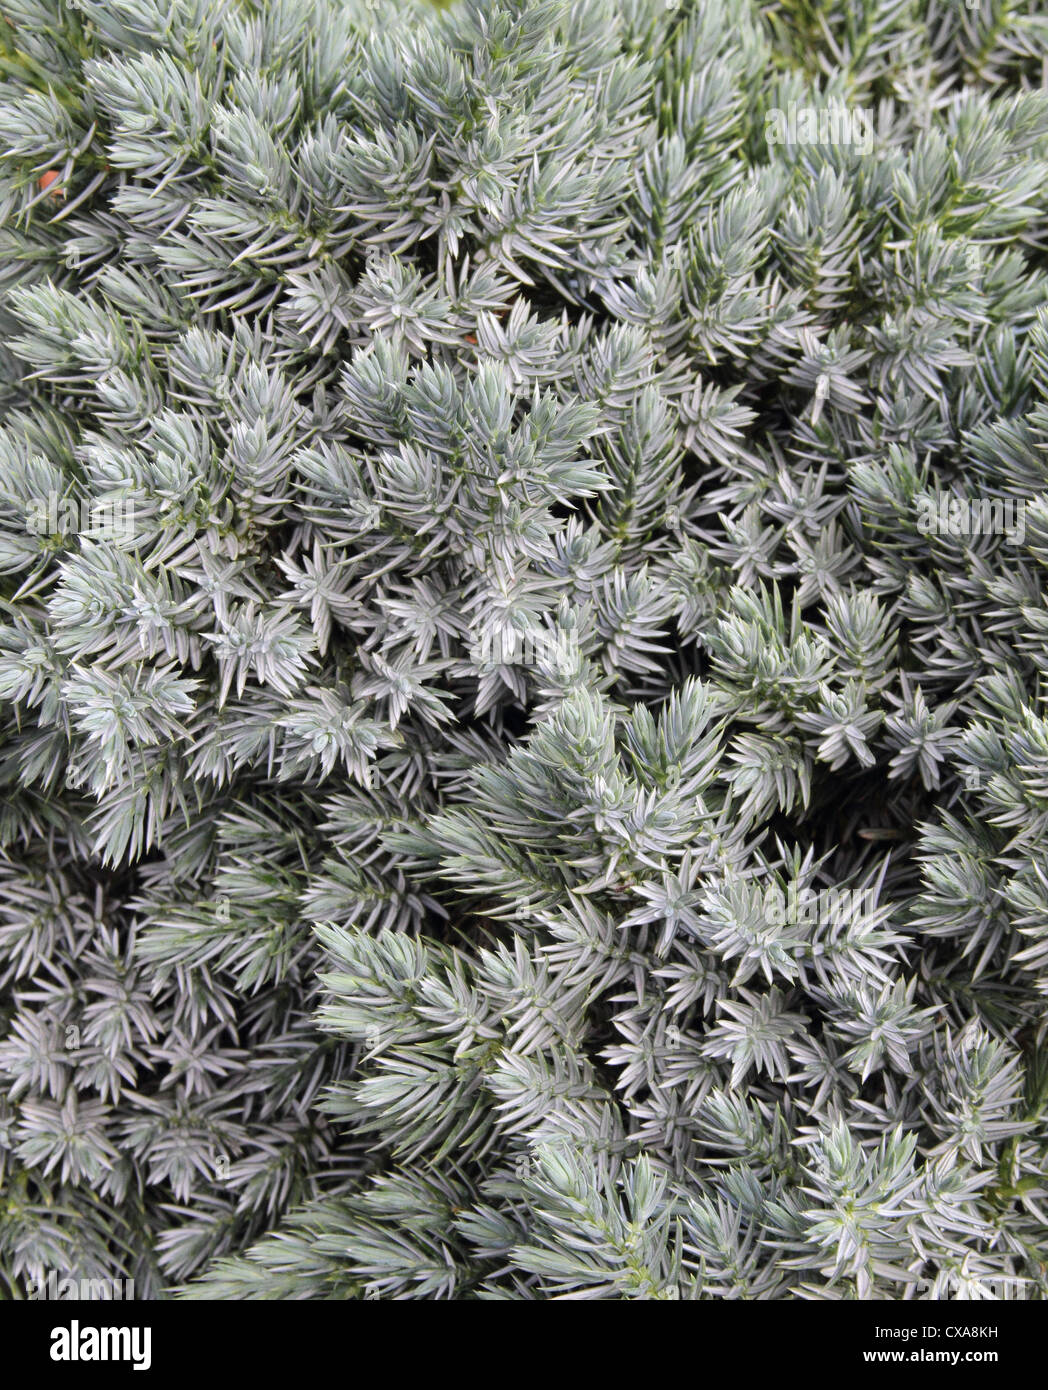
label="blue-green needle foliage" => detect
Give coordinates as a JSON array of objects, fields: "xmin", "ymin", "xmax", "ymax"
[{"xmin": 0, "ymin": 0, "xmax": 1047, "ymax": 1301}]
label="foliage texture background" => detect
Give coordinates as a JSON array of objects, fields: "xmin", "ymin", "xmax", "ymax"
[{"xmin": 1, "ymin": 0, "xmax": 1048, "ymax": 1299}]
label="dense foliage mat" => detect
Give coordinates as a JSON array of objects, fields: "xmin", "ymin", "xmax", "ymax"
[{"xmin": 2, "ymin": 0, "xmax": 1048, "ymax": 1299}]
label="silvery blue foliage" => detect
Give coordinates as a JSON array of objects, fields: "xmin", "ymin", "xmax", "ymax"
[{"xmin": 0, "ymin": 0, "xmax": 1046, "ymax": 1300}]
